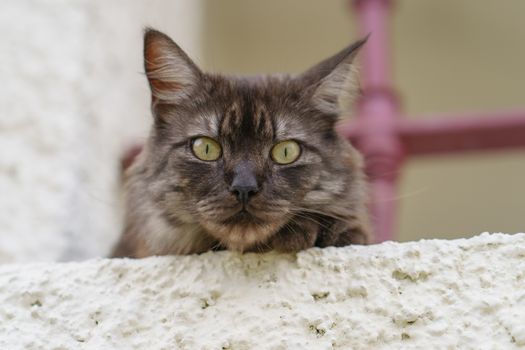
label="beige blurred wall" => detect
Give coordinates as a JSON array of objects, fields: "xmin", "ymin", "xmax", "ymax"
[
  {"xmin": 392, "ymin": 0, "xmax": 525, "ymax": 241},
  {"xmin": 200, "ymin": 0, "xmax": 525, "ymax": 241}
]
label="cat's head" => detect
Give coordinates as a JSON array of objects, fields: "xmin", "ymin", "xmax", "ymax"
[{"xmin": 140, "ymin": 28, "xmax": 366, "ymax": 251}]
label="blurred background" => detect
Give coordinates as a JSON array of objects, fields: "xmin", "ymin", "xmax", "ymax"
[{"xmin": 1, "ymin": 0, "xmax": 524, "ymax": 262}]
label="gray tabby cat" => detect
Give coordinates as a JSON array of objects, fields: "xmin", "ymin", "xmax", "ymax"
[{"xmin": 112, "ymin": 28, "xmax": 370, "ymax": 257}]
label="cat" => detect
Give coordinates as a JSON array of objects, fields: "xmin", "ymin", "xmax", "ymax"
[{"xmin": 111, "ymin": 28, "xmax": 370, "ymax": 257}]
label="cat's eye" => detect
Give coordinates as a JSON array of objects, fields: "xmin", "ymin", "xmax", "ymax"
[
  {"xmin": 191, "ymin": 137, "xmax": 222, "ymax": 161},
  {"xmin": 271, "ymin": 140, "xmax": 301, "ymax": 165}
]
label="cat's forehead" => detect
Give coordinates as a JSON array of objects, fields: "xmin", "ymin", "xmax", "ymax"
[
  {"xmin": 185, "ymin": 76, "xmax": 312, "ymax": 141},
  {"xmin": 185, "ymin": 102, "xmax": 310, "ymax": 142}
]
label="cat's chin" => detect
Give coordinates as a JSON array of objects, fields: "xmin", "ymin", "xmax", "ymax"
[{"xmin": 201, "ymin": 213, "xmax": 286, "ymax": 252}]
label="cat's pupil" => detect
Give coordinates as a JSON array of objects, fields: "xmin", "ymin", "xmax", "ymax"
[
  {"xmin": 284, "ymin": 147, "xmax": 288, "ymax": 158},
  {"xmin": 205, "ymin": 144, "xmax": 209, "ymax": 154}
]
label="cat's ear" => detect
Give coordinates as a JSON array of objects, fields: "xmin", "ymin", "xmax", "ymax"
[
  {"xmin": 298, "ymin": 37, "xmax": 368, "ymax": 115},
  {"xmin": 144, "ymin": 28, "xmax": 202, "ymax": 104}
]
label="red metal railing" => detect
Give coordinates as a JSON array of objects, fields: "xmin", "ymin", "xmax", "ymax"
[
  {"xmin": 123, "ymin": 1, "xmax": 525, "ymax": 243},
  {"xmin": 342, "ymin": 0, "xmax": 525, "ymax": 242}
]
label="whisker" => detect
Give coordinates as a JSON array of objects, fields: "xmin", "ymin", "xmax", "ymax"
[
  {"xmin": 288, "ymin": 212, "xmax": 336, "ymax": 234},
  {"xmin": 372, "ymin": 187, "xmax": 429, "ymax": 203},
  {"xmin": 289, "ymin": 206, "xmax": 348, "ymax": 222}
]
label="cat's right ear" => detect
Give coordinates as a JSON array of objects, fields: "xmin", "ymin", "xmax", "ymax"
[
  {"xmin": 144, "ymin": 28, "xmax": 202, "ymax": 104},
  {"xmin": 297, "ymin": 37, "xmax": 368, "ymax": 115}
]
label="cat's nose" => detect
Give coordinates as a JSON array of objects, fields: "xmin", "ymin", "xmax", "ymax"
[
  {"xmin": 230, "ymin": 185, "xmax": 259, "ymax": 205},
  {"xmin": 230, "ymin": 160, "xmax": 259, "ymax": 205}
]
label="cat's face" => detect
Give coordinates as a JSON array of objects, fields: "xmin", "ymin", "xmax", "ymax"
[{"xmin": 142, "ymin": 29, "xmax": 365, "ymax": 251}]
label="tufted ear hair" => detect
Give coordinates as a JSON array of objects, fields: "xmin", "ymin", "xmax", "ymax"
[
  {"xmin": 143, "ymin": 28, "xmax": 202, "ymax": 105},
  {"xmin": 298, "ymin": 37, "xmax": 368, "ymax": 115}
]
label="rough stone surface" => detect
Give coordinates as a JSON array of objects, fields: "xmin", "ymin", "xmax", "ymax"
[{"xmin": 1, "ymin": 233, "xmax": 524, "ymax": 349}]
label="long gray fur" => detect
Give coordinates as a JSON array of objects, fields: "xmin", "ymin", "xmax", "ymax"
[{"xmin": 111, "ymin": 28, "xmax": 370, "ymax": 257}]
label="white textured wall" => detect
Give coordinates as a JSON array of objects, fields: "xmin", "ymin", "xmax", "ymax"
[
  {"xmin": 0, "ymin": 0, "xmax": 203, "ymax": 263},
  {"xmin": 0, "ymin": 233, "xmax": 524, "ymax": 349}
]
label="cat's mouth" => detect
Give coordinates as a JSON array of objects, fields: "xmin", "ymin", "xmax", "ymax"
[{"xmin": 221, "ymin": 208, "xmax": 265, "ymax": 226}]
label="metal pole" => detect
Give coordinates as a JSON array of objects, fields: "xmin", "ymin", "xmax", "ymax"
[{"xmin": 352, "ymin": 0, "xmax": 403, "ymax": 242}]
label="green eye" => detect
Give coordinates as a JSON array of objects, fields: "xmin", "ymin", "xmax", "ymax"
[
  {"xmin": 271, "ymin": 140, "xmax": 301, "ymax": 165},
  {"xmin": 191, "ymin": 137, "xmax": 222, "ymax": 161}
]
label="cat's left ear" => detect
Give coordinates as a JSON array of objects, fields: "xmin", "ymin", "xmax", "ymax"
[
  {"xmin": 144, "ymin": 28, "xmax": 202, "ymax": 104},
  {"xmin": 298, "ymin": 37, "xmax": 368, "ymax": 115}
]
